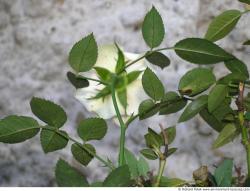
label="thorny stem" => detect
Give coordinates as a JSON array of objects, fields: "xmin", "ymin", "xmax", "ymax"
[
  {"xmin": 41, "ymin": 126, "xmax": 114, "ymax": 170},
  {"xmin": 237, "ymin": 82, "xmax": 250, "ymax": 178},
  {"xmin": 110, "ymin": 75, "xmax": 127, "ymax": 166}
]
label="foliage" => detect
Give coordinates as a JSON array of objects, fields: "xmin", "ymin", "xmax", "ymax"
[{"xmin": 0, "ymin": 2, "xmax": 250, "ymax": 187}]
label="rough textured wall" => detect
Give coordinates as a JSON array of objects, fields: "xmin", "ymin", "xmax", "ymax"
[{"xmin": 0, "ymin": 0, "xmax": 249, "ymax": 186}]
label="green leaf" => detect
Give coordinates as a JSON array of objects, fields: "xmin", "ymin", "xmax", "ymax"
[
  {"xmin": 205, "ymin": 10, "xmax": 242, "ymax": 42},
  {"xmin": 245, "ymin": 112, "xmax": 250, "ymax": 121},
  {"xmin": 71, "ymin": 143, "xmax": 95, "ymax": 166},
  {"xmin": 117, "ymin": 88, "xmax": 127, "ymax": 110},
  {"xmin": 159, "ymin": 176, "xmax": 187, "ymax": 187},
  {"xmin": 218, "ymin": 72, "xmax": 248, "ymax": 85},
  {"xmin": 69, "ymin": 33, "xmax": 98, "ymax": 73},
  {"xmin": 243, "ymin": 40, "xmax": 250, "ymax": 45},
  {"xmin": 142, "ymin": 6, "xmax": 165, "ymax": 48},
  {"xmin": 0, "ymin": 115, "xmax": 39, "ymax": 143},
  {"xmin": 228, "ymin": 86, "xmax": 239, "ymax": 97},
  {"xmin": 225, "ymin": 59, "xmax": 249, "ymax": 78},
  {"xmin": 174, "ymin": 38, "xmax": 234, "ymax": 65},
  {"xmin": 145, "ymin": 128, "xmax": 163, "ymax": 148},
  {"xmin": 142, "ymin": 68, "xmax": 165, "ymax": 101},
  {"xmin": 208, "ymin": 84, "xmax": 228, "ymax": 113},
  {"xmin": 124, "ymin": 148, "xmax": 139, "ymax": 179},
  {"xmin": 103, "ymin": 165, "xmax": 131, "ymax": 187},
  {"xmin": 212, "ymin": 123, "xmax": 237, "ymax": 149},
  {"xmin": 160, "ymin": 101, "xmax": 187, "ymax": 115},
  {"xmin": 179, "ymin": 68, "xmax": 216, "ymax": 96},
  {"xmin": 214, "ymin": 159, "xmax": 233, "ymax": 187},
  {"xmin": 239, "ymin": 0, "xmax": 250, "ymax": 5},
  {"xmin": 91, "ymin": 87, "xmax": 111, "ymax": 100},
  {"xmin": 160, "ymin": 126, "xmax": 176, "ymax": 145},
  {"xmin": 137, "ymin": 156, "xmax": 150, "ymax": 177},
  {"xmin": 179, "ymin": 95, "xmax": 208, "ymax": 123},
  {"xmin": 55, "ymin": 159, "xmax": 89, "ymax": 187},
  {"xmin": 77, "ymin": 118, "xmax": 107, "ymax": 142},
  {"xmin": 146, "ymin": 52, "xmax": 170, "ymax": 69},
  {"xmin": 212, "ymin": 98, "xmax": 234, "ymax": 121},
  {"xmin": 140, "ymin": 148, "xmax": 158, "ymax": 160},
  {"xmin": 159, "ymin": 92, "xmax": 187, "ymax": 115},
  {"xmin": 127, "ymin": 71, "xmax": 142, "ymax": 84},
  {"xmin": 200, "ymin": 108, "xmax": 224, "ymax": 132},
  {"xmin": 30, "ymin": 97, "xmax": 67, "ymax": 128},
  {"xmin": 67, "ymin": 72, "xmax": 89, "ymax": 89},
  {"xmin": 115, "ymin": 44, "xmax": 125, "ymax": 74},
  {"xmin": 94, "ymin": 67, "xmax": 112, "ymax": 82},
  {"xmin": 167, "ymin": 148, "xmax": 178, "ymax": 157},
  {"xmin": 40, "ymin": 127, "xmax": 68, "ymax": 153},
  {"xmin": 138, "ymin": 99, "xmax": 159, "ymax": 120}
]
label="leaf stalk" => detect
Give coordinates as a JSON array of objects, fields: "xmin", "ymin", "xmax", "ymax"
[{"xmin": 41, "ymin": 126, "xmax": 114, "ymax": 170}]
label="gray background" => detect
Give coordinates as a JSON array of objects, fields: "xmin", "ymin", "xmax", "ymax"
[{"xmin": 0, "ymin": 0, "xmax": 250, "ymax": 186}]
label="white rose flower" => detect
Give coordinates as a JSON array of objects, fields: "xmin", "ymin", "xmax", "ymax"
[{"xmin": 75, "ymin": 44, "xmax": 148, "ymax": 119}]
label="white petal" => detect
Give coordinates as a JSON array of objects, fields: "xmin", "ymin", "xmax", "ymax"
[
  {"xmin": 75, "ymin": 86, "xmax": 116, "ymax": 119},
  {"xmin": 94, "ymin": 44, "xmax": 118, "ymax": 72},
  {"xmin": 126, "ymin": 79, "xmax": 148, "ymax": 115},
  {"xmin": 74, "ymin": 44, "xmax": 149, "ymax": 120}
]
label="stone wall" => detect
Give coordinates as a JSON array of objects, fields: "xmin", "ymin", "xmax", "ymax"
[{"xmin": 0, "ymin": 0, "xmax": 249, "ymax": 186}]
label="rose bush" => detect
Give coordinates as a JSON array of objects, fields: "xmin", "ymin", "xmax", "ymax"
[{"xmin": 0, "ymin": 2, "xmax": 250, "ymax": 187}]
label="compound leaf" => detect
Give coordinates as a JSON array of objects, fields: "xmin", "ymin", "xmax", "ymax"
[
  {"xmin": 205, "ymin": 10, "xmax": 242, "ymax": 42},
  {"xmin": 55, "ymin": 159, "xmax": 89, "ymax": 187},
  {"xmin": 174, "ymin": 38, "xmax": 234, "ymax": 65},
  {"xmin": 69, "ymin": 33, "xmax": 98, "ymax": 73},
  {"xmin": 138, "ymin": 99, "xmax": 159, "ymax": 120},
  {"xmin": 0, "ymin": 115, "xmax": 39, "ymax": 143},
  {"xmin": 212, "ymin": 123, "xmax": 237, "ymax": 149},
  {"xmin": 179, "ymin": 68, "xmax": 216, "ymax": 97},
  {"xmin": 140, "ymin": 148, "xmax": 158, "ymax": 160},
  {"xmin": 71, "ymin": 143, "xmax": 95, "ymax": 166},
  {"xmin": 159, "ymin": 92, "xmax": 187, "ymax": 115},
  {"xmin": 103, "ymin": 165, "xmax": 131, "ymax": 187},
  {"xmin": 67, "ymin": 72, "xmax": 89, "ymax": 89},
  {"xmin": 146, "ymin": 52, "xmax": 170, "ymax": 69},
  {"xmin": 179, "ymin": 95, "xmax": 208, "ymax": 123},
  {"xmin": 225, "ymin": 59, "xmax": 249, "ymax": 79},
  {"xmin": 124, "ymin": 148, "xmax": 139, "ymax": 179},
  {"xmin": 214, "ymin": 159, "xmax": 233, "ymax": 187},
  {"xmin": 142, "ymin": 68, "xmax": 165, "ymax": 101},
  {"xmin": 77, "ymin": 118, "xmax": 107, "ymax": 142},
  {"xmin": 30, "ymin": 97, "xmax": 67, "ymax": 128},
  {"xmin": 142, "ymin": 6, "xmax": 165, "ymax": 48},
  {"xmin": 40, "ymin": 127, "xmax": 68, "ymax": 153},
  {"xmin": 208, "ymin": 84, "xmax": 228, "ymax": 113}
]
